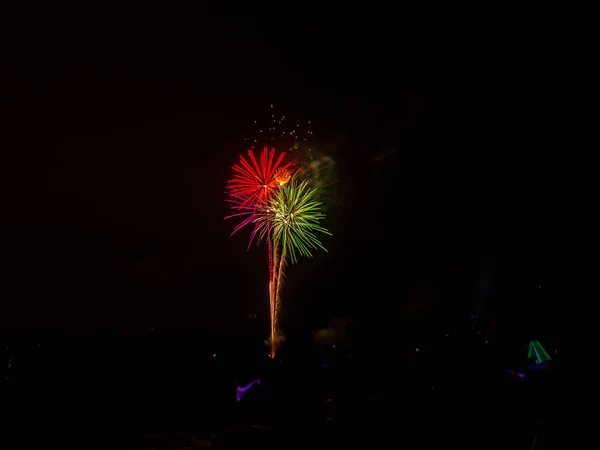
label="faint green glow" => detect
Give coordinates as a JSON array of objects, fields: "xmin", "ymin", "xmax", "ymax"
[
  {"xmin": 527, "ymin": 340, "xmax": 551, "ymax": 364},
  {"xmin": 303, "ymin": 155, "xmax": 338, "ymax": 210}
]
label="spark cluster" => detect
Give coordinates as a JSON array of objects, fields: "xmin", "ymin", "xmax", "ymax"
[{"xmin": 244, "ymin": 104, "xmax": 315, "ymax": 167}]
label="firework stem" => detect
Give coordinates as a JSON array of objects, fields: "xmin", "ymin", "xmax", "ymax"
[{"xmin": 269, "ymin": 238, "xmax": 278, "ymax": 358}]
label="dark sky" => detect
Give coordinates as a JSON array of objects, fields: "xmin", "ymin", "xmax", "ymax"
[{"xmin": 1, "ymin": 4, "xmax": 555, "ymax": 337}]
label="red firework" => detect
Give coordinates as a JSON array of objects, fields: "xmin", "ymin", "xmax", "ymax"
[
  {"xmin": 226, "ymin": 147, "xmax": 292, "ymax": 249},
  {"xmin": 227, "ymin": 146, "xmax": 293, "ymax": 210}
]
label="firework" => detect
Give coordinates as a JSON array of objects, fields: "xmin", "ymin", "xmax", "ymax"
[
  {"xmin": 227, "ymin": 146, "xmax": 293, "ymax": 211},
  {"xmin": 226, "ymin": 111, "xmax": 330, "ymax": 359}
]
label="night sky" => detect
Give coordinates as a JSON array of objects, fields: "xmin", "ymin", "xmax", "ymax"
[{"xmin": 1, "ymin": 5, "xmax": 554, "ymax": 338}]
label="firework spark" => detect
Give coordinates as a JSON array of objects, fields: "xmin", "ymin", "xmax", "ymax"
[{"xmin": 243, "ymin": 104, "xmax": 314, "ymax": 155}]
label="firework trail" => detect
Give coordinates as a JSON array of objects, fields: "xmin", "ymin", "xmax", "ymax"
[{"xmin": 275, "ymin": 244, "xmax": 286, "ymax": 333}]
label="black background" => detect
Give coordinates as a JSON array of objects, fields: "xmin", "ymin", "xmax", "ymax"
[{"xmin": 1, "ymin": 4, "xmax": 557, "ymax": 340}]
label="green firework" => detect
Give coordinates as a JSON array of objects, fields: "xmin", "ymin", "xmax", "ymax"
[{"xmin": 254, "ymin": 178, "xmax": 331, "ymax": 264}]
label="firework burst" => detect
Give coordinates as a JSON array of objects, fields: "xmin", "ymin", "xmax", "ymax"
[
  {"xmin": 227, "ymin": 146, "xmax": 293, "ymax": 211},
  {"xmin": 254, "ymin": 179, "xmax": 331, "ymax": 264}
]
